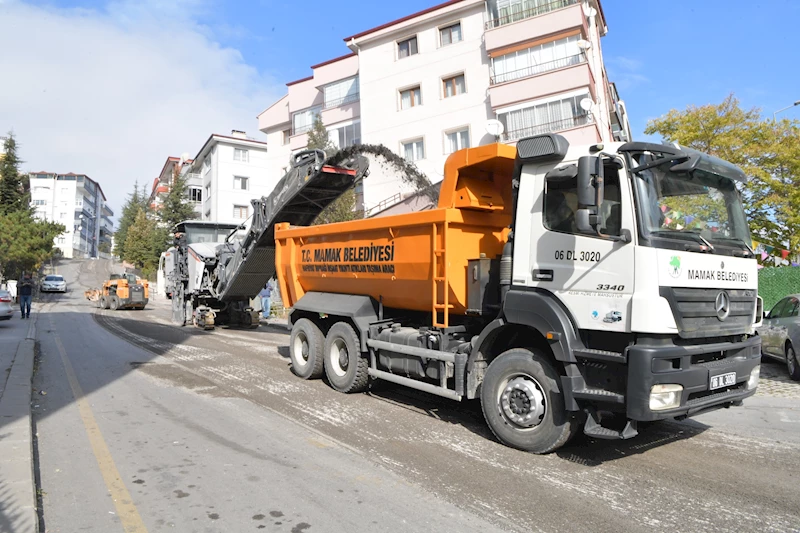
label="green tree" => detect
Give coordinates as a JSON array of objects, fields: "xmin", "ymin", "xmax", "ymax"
[
  {"xmin": 114, "ymin": 182, "xmax": 147, "ymax": 259},
  {"xmin": 0, "ymin": 210, "xmax": 65, "ymax": 280},
  {"xmin": 645, "ymin": 94, "xmax": 800, "ymax": 252},
  {"xmin": 0, "ymin": 133, "xmax": 28, "ymax": 214},
  {"xmin": 306, "ymin": 115, "xmax": 362, "ymax": 225},
  {"xmin": 123, "ymin": 210, "xmax": 160, "ymax": 274},
  {"xmin": 159, "ymin": 164, "xmax": 197, "ymax": 229}
]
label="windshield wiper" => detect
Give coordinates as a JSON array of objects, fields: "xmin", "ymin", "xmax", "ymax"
[
  {"xmin": 649, "ymin": 229, "xmax": 715, "ymax": 253},
  {"xmin": 708, "ymin": 236, "xmax": 754, "ymax": 256}
]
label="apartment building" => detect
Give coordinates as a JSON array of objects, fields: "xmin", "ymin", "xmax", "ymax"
[
  {"xmin": 29, "ymin": 172, "xmax": 112, "ymax": 258},
  {"xmin": 189, "ymin": 131, "xmax": 272, "ymax": 224},
  {"xmin": 258, "ymin": 0, "xmax": 631, "ymax": 212},
  {"xmin": 147, "ymin": 155, "xmax": 202, "ymax": 216}
]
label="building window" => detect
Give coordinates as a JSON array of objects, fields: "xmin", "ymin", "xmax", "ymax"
[
  {"xmin": 440, "ymin": 23, "xmax": 462, "ymax": 46},
  {"xmin": 328, "ymin": 122, "xmax": 361, "ymax": 149},
  {"xmin": 402, "ymin": 138, "xmax": 425, "ymax": 162},
  {"xmin": 442, "ymin": 74, "xmax": 466, "ymax": 98},
  {"xmin": 282, "ymin": 129, "xmax": 291, "ymax": 145},
  {"xmin": 233, "ymin": 205, "xmax": 249, "ymax": 219},
  {"xmin": 397, "ymin": 36, "xmax": 418, "ymax": 59},
  {"xmin": 292, "ymin": 106, "xmax": 322, "ymax": 135},
  {"xmin": 400, "ymin": 86, "xmax": 422, "ymax": 110},
  {"xmin": 324, "ymin": 76, "xmax": 360, "ymax": 109},
  {"xmin": 234, "ymin": 148, "xmax": 249, "ymax": 162},
  {"xmin": 498, "ymin": 92, "xmax": 591, "ymax": 141},
  {"xmin": 491, "ymin": 35, "xmax": 582, "ymax": 85},
  {"xmin": 233, "ymin": 176, "xmax": 249, "ymax": 190},
  {"xmin": 32, "ymin": 199, "xmax": 47, "ymax": 206},
  {"xmin": 445, "ymin": 128, "xmax": 470, "ymax": 154},
  {"xmin": 57, "ymin": 236, "xmax": 65, "ymax": 245},
  {"xmin": 60, "ymin": 212, "xmax": 67, "ymax": 219},
  {"xmin": 189, "ymin": 187, "xmax": 202, "ymax": 202}
]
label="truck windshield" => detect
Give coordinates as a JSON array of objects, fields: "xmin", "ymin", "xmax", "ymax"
[
  {"xmin": 185, "ymin": 227, "xmax": 237, "ymax": 244},
  {"xmin": 631, "ymin": 152, "xmax": 752, "ymax": 255}
]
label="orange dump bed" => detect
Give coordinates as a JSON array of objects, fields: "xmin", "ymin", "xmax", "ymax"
[{"xmin": 274, "ymin": 143, "xmax": 516, "ymax": 326}]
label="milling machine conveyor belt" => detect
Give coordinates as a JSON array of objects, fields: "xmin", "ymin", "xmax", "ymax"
[{"xmin": 215, "ymin": 150, "xmax": 369, "ymax": 301}]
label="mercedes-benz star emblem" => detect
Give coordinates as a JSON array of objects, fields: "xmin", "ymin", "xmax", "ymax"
[{"xmin": 715, "ymin": 291, "xmax": 730, "ymax": 321}]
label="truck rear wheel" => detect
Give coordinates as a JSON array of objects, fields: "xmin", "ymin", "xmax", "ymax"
[
  {"xmin": 109, "ymin": 295, "xmax": 119, "ymax": 311},
  {"xmin": 99, "ymin": 295, "xmax": 108, "ymax": 309},
  {"xmin": 290, "ymin": 318, "xmax": 324, "ymax": 379},
  {"xmin": 324, "ymin": 322, "xmax": 368, "ymax": 393},
  {"xmin": 480, "ymin": 348, "xmax": 575, "ymax": 454}
]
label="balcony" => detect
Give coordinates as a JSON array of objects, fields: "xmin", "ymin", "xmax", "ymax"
[
  {"xmin": 485, "ymin": 0, "xmax": 579, "ymax": 30},
  {"xmin": 491, "ymin": 52, "xmax": 586, "ymax": 85},
  {"xmin": 289, "ymin": 131, "xmax": 310, "ymax": 151},
  {"xmin": 485, "ymin": 0, "xmax": 584, "ymax": 54},
  {"xmin": 489, "ymin": 61, "xmax": 595, "ymax": 109},
  {"xmin": 323, "ymin": 93, "xmax": 359, "ymax": 110},
  {"xmin": 502, "ymin": 113, "xmax": 592, "ymax": 142}
]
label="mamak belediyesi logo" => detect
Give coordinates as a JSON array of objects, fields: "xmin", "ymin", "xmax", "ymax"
[{"xmin": 669, "ymin": 255, "xmax": 682, "ymax": 278}]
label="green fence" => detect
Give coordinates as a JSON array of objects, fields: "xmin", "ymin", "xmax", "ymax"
[{"xmin": 758, "ymin": 267, "xmax": 800, "ymax": 311}]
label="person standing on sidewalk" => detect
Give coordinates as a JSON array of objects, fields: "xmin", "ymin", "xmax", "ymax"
[
  {"xmin": 19, "ymin": 273, "xmax": 34, "ymax": 319},
  {"xmin": 259, "ymin": 280, "xmax": 273, "ymax": 320}
]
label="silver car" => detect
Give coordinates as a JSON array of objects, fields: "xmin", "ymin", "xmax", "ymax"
[
  {"xmin": 41, "ymin": 274, "xmax": 67, "ymax": 293},
  {"xmin": 758, "ymin": 294, "xmax": 800, "ymax": 381},
  {"xmin": 0, "ymin": 289, "xmax": 13, "ymax": 320}
]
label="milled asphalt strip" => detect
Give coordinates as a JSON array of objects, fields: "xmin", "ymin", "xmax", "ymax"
[{"xmin": 0, "ymin": 308, "xmax": 40, "ymax": 533}]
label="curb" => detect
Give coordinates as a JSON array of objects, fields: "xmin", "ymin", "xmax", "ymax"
[{"xmin": 0, "ymin": 337, "xmax": 38, "ymax": 533}]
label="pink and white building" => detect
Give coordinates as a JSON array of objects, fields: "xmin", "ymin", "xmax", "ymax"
[{"xmin": 258, "ymin": 0, "xmax": 631, "ymax": 213}]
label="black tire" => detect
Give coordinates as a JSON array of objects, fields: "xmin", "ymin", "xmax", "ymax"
[
  {"xmin": 290, "ymin": 318, "xmax": 325, "ymax": 379},
  {"xmin": 99, "ymin": 295, "xmax": 108, "ymax": 309},
  {"xmin": 786, "ymin": 343, "xmax": 800, "ymax": 381},
  {"xmin": 480, "ymin": 348, "xmax": 576, "ymax": 454},
  {"xmin": 323, "ymin": 322, "xmax": 369, "ymax": 393},
  {"xmin": 109, "ymin": 295, "xmax": 119, "ymax": 311}
]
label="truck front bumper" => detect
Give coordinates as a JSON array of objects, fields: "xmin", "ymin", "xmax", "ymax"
[{"xmin": 626, "ymin": 335, "xmax": 761, "ymax": 421}]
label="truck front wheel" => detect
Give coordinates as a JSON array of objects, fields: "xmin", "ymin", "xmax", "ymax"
[
  {"xmin": 324, "ymin": 322, "xmax": 368, "ymax": 393},
  {"xmin": 481, "ymin": 348, "xmax": 575, "ymax": 454},
  {"xmin": 290, "ymin": 318, "xmax": 324, "ymax": 379}
]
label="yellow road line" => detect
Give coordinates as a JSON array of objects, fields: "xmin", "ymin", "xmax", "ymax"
[{"xmin": 53, "ymin": 332, "xmax": 149, "ymax": 532}]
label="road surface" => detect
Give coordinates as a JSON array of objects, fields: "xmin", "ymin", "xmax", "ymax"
[{"xmin": 30, "ymin": 259, "xmax": 800, "ymax": 533}]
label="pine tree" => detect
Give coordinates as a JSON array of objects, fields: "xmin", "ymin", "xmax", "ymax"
[
  {"xmin": 114, "ymin": 183, "xmax": 147, "ymax": 259},
  {"xmin": 0, "ymin": 210, "xmax": 65, "ymax": 280},
  {"xmin": 306, "ymin": 116, "xmax": 360, "ymax": 225},
  {"xmin": 0, "ymin": 133, "xmax": 28, "ymax": 214},
  {"xmin": 159, "ymin": 164, "xmax": 198, "ymax": 229},
  {"xmin": 124, "ymin": 210, "xmax": 157, "ymax": 271}
]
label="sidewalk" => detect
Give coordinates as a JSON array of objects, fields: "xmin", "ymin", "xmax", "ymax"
[{"xmin": 0, "ymin": 304, "xmax": 38, "ymax": 533}]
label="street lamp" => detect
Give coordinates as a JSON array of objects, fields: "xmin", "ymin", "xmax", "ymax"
[{"xmin": 773, "ymin": 100, "xmax": 800, "ymax": 121}]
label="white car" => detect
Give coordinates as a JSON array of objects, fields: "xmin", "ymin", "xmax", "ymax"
[
  {"xmin": 0, "ymin": 289, "xmax": 13, "ymax": 320},
  {"xmin": 41, "ymin": 275, "xmax": 67, "ymax": 293}
]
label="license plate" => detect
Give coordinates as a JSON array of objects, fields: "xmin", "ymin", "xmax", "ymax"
[{"xmin": 710, "ymin": 372, "xmax": 736, "ymax": 390}]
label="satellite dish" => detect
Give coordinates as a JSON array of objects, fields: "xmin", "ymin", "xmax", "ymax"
[
  {"xmin": 180, "ymin": 152, "xmax": 190, "ymax": 163},
  {"xmin": 579, "ymin": 98, "xmax": 594, "ymax": 112},
  {"xmin": 485, "ymin": 119, "xmax": 505, "ymax": 138},
  {"xmin": 577, "ymin": 39, "xmax": 592, "ymax": 50}
]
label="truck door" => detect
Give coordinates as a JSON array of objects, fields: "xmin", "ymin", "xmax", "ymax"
[{"xmin": 514, "ymin": 159, "xmax": 636, "ymax": 332}]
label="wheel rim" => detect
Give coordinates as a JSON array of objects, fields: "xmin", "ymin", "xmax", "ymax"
[
  {"xmin": 328, "ymin": 338, "xmax": 349, "ymax": 377},
  {"xmin": 497, "ymin": 373, "xmax": 547, "ymax": 429},
  {"xmin": 789, "ymin": 347, "xmax": 797, "ymax": 374},
  {"xmin": 293, "ymin": 331, "xmax": 310, "ymax": 367}
]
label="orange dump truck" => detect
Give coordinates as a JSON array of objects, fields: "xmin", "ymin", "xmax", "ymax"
[{"xmin": 274, "ymin": 134, "xmax": 762, "ymax": 453}]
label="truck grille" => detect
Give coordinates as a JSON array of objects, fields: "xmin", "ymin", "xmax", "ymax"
[{"xmin": 660, "ymin": 287, "xmax": 756, "ymax": 339}]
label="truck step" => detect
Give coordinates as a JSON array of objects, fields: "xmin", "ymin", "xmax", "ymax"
[
  {"xmin": 573, "ymin": 348, "xmax": 626, "ymax": 364},
  {"xmin": 572, "ymin": 388, "xmax": 625, "ymax": 404},
  {"xmin": 584, "ymin": 412, "xmax": 638, "ymax": 440}
]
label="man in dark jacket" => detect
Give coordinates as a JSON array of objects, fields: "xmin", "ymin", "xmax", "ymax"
[{"xmin": 19, "ymin": 273, "xmax": 34, "ymax": 319}]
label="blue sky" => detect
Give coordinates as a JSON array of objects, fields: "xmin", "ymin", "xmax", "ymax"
[{"xmin": 4, "ymin": 0, "xmax": 799, "ymax": 213}]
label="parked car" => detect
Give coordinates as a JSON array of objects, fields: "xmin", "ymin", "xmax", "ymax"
[
  {"xmin": 758, "ymin": 294, "xmax": 800, "ymax": 381},
  {"xmin": 0, "ymin": 289, "xmax": 13, "ymax": 320},
  {"xmin": 41, "ymin": 274, "xmax": 67, "ymax": 293}
]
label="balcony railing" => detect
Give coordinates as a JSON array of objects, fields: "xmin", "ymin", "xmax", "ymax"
[
  {"xmin": 502, "ymin": 113, "xmax": 591, "ymax": 141},
  {"xmin": 293, "ymin": 124, "xmax": 313, "ymax": 136},
  {"xmin": 323, "ymin": 92, "xmax": 360, "ymax": 110},
  {"xmin": 485, "ymin": 0, "xmax": 578, "ymax": 30},
  {"xmin": 491, "ymin": 52, "xmax": 585, "ymax": 85}
]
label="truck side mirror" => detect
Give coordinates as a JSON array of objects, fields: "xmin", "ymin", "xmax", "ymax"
[
  {"xmin": 576, "ymin": 208, "xmax": 594, "ymax": 233},
  {"xmin": 577, "ymin": 156, "xmax": 603, "ymax": 207}
]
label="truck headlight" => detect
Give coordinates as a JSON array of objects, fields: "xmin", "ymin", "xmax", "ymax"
[
  {"xmin": 649, "ymin": 384, "xmax": 683, "ymax": 411},
  {"xmin": 747, "ymin": 365, "xmax": 760, "ymax": 391}
]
